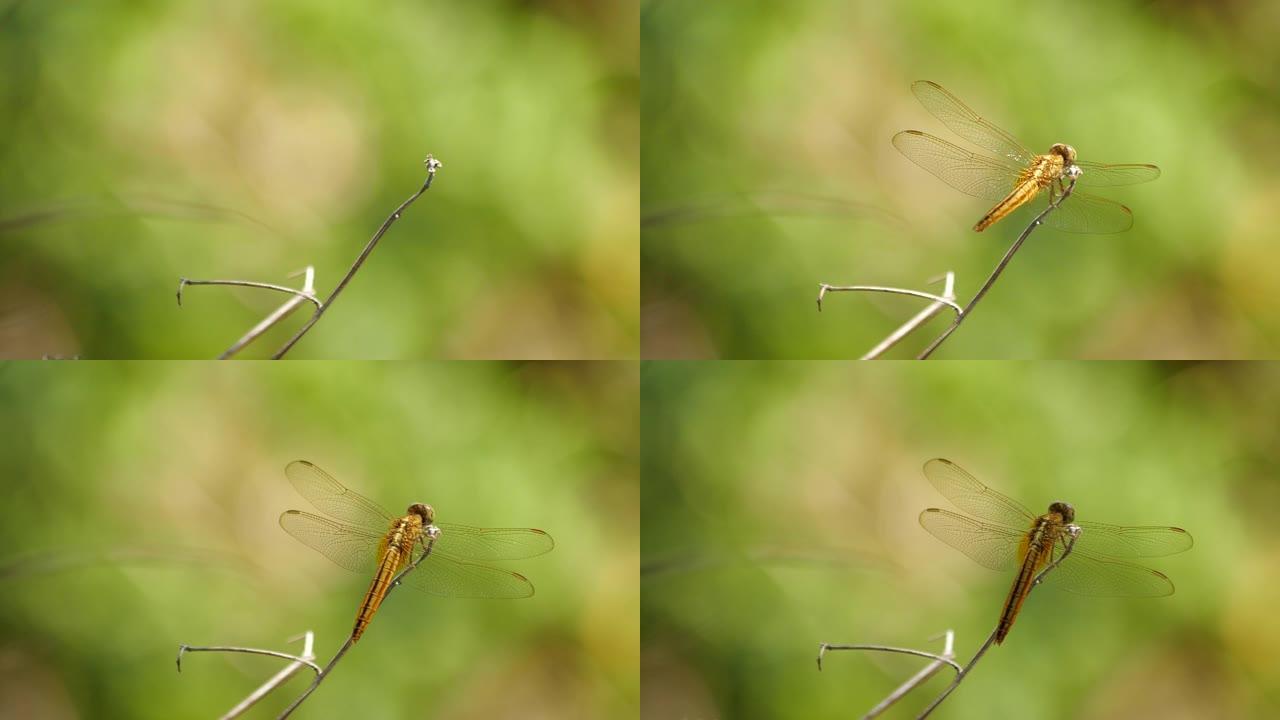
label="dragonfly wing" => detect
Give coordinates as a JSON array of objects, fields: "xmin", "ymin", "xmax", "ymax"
[
  {"xmin": 434, "ymin": 523, "xmax": 555, "ymax": 561},
  {"xmin": 1039, "ymin": 545, "xmax": 1174, "ymax": 597},
  {"xmin": 1072, "ymin": 521, "xmax": 1193, "ymax": 558},
  {"xmin": 909, "ymin": 81, "xmax": 1036, "ymax": 166},
  {"xmin": 892, "ymin": 131, "xmax": 1021, "ymax": 203},
  {"xmin": 285, "ymin": 460, "xmax": 394, "ymax": 531},
  {"xmin": 918, "ymin": 508, "xmax": 1025, "ymax": 572},
  {"xmin": 279, "ymin": 510, "xmax": 382, "ymax": 574},
  {"xmin": 922, "ymin": 458, "xmax": 1035, "ymax": 526},
  {"xmin": 1073, "ymin": 161, "xmax": 1160, "ymax": 187},
  {"xmin": 399, "ymin": 553, "xmax": 536, "ymax": 599},
  {"xmin": 1041, "ymin": 190, "xmax": 1133, "ymax": 234}
]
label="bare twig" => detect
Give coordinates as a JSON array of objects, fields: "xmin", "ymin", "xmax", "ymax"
[
  {"xmin": 175, "ymin": 155, "xmax": 441, "ymax": 359},
  {"xmin": 177, "ymin": 267, "xmax": 320, "ymax": 359},
  {"xmin": 817, "ymin": 630, "xmax": 958, "ymax": 720},
  {"xmin": 819, "ymin": 526, "xmax": 1082, "ymax": 719},
  {"xmin": 176, "ymin": 631, "xmax": 318, "ymax": 720},
  {"xmin": 817, "ymin": 273, "xmax": 959, "ymax": 360},
  {"xmin": 819, "ymin": 172, "xmax": 1080, "ymax": 359},
  {"xmin": 176, "ymin": 526, "xmax": 440, "ymax": 719},
  {"xmin": 269, "ymin": 156, "xmax": 442, "ymax": 359},
  {"xmin": 177, "ymin": 275, "xmax": 319, "ymax": 310}
]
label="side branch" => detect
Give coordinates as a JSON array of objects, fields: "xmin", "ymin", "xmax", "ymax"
[
  {"xmin": 176, "ymin": 268, "xmax": 320, "ymax": 359},
  {"xmin": 817, "ymin": 272, "xmax": 959, "ymax": 360},
  {"xmin": 175, "ymin": 631, "xmax": 318, "ymax": 720}
]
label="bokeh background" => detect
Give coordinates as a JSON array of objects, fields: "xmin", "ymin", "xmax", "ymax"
[
  {"xmin": 0, "ymin": 361, "xmax": 638, "ymax": 718},
  {"xmin": 642, "ymin": 0, "xmax": 1280, "ymax": 358},
  {"xmin": 643, "ymin": 361, "xmax": 1280, "ymax": 718},
  {"xmin": 0, "ymin": 1, "xmax": 637, "ymax": 358}
]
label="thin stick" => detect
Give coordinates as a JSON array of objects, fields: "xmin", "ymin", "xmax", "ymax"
[
  {"xmin": 816, "ymin": 279, "xmax": 961, "ymax": 316},
  {"xmin": 914, "ymin": 526, "xmax": 1081, "ymax": 719},
  {"xmin": 269, "ymin": 156, "xmax": 441, "ymax": 359},
  {"xmin": 872, "ymin": 276, "xmax": 957, "ymax": 359},
  {"xmin": 818, "ymin": 631, "xmax": 958, "ymax": 720},
  {"xmin": 176, "ymin": 632, "xmax": 319, "ymax": 720},
  {"xmin": 219, "ymin": 632, "xmax": 317, "ymax": 720},
  {"xmin": 274, "ymin": 525, "xmax": 441, "ymax": 719},
  {"xmin": 915, "ymin": 175, "xmax": 1078, "ymax": 359},
  {"xmin": 176, "ymin": 277, "xmax": 319, "ymax": 310},
  {"xmin": 816, "ymin": 273, "xmax": 959, "ymax": 360},
  {"xmin": 176, "ymin": 268, "xmax": 320, "ymax": 359}
]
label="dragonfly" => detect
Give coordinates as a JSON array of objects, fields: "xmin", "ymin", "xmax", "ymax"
[
  {"xmin": 279, "ymin": 460, "xmax": 555, "ymax": 642},
  {"xmin": 892, "ymin": 81, "xmax": 1160, "ymax": 233},
  {"xmin": 918, "ymin": 458, "xmax": 1192, "ymax": 644}
]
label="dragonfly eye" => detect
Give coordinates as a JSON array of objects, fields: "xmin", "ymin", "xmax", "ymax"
[
  {"xmin": 1049, "ymin": 143, "xmax": 1077, "ymax": 164},
  {"xmin": 408, "ymin": 503, "xmax": 435, "ymax": 524},
  {"xmin": 1048, "ymin": 501, "xmax": 1075, "ymax": 523}
]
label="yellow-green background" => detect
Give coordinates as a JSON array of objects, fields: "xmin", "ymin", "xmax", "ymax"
[
  {"xmin": 642, "ymin": 0, "xmax": 1278, "ymax": 358},
  {"xmin": 642, "ymin": 361, "xmax": 1278, "ymax": 718},
  {"xmin": 0, "ymin": 361, "xmax": 638, "ymax": 718},
  {"xmin": 0, "ymin": 1, "xmax": 637, "ymax": 358}
]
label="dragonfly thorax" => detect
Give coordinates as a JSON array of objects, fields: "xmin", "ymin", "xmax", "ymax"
[
  {"xmin": 1047, "ymin": 500, "xmax": 1075, "ymax": 523},
  {"xmin": 1049, "ymin": 143, "xmax": 1077, "ymax": 164},
  {"xmin": 407, "ymin": 503, "xmax": 435, "ymax": 524}
]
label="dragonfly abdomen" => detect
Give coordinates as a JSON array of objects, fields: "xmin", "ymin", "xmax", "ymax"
[
  {"xmin": 352, "ymin": 518, "xmax": 423, "ymax": 642},
  {"xmin": 995, "ymin": 519, "xmax": 1059, "ymax": 644}
]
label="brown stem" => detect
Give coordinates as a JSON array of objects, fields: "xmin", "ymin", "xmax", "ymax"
[
  {"xmin": 269, "ymin": 156, "xmax": 441, "ymax": 359},
  {"xmin": 915, "ymin": 176, "xmax": 1078, "ymax": 359}
]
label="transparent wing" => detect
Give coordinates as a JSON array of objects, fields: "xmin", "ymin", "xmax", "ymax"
[
  {"xmin": 918, "ymin": 508, "xmax": 1025, "ymax": 572},
  {"xmin": 1040, "ymin": 190, "xmax": 1134, "ymax": 234},
  {"xmin": 284, "ymin": 460, "xmax": 394, "ymax": 532},
  {"xmin": 278, "ymin": 510, "xmax": 382, "ymax": 574},
  {"xmin": 434, "ymin": 523, "xmax": 555, "ymax": 562},
  {"xmin": 909, "ymin": 81, "xmax": 1036, "ymax": 166},
  {"xmin": 922, "ymin": 458, "xmax": 1036, "ymax": 527},
  {"xmin": 1071, "ymin": 521, "xmax": 1193, "ymax": 558},
  {"xmin": 399, "ymin": 553, "xmax": 536, "ymax": 599},
  {"xmin": 1074, "ymin": 161, "xmax": 1160, "ymax": 188},
  {"xmin": 1040, "ymin": 541, "xmax": 1174, "ymax": 597},
  {"xmin": 892, "ymin": 131, "xmax": 1021, "ymax": 203}
]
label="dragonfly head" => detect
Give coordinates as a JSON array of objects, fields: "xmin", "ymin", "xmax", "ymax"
[
  {"xmin": 1048, "ymin": 501, "xmax": 1075, "ymax": 523},
  {"xmin": 1049, "ymin": 143, "xmax": 1077, "ymax": 165},
  {"xmin": 407, "ymin": 503, "xmax": 436, "ymax": 525}
]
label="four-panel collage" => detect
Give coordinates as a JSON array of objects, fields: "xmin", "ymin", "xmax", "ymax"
[{"xmin": 2, "ymin": 1, "xmax": 1278, "ymax": 719}]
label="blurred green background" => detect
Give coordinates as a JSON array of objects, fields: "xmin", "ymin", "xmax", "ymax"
[
  {"xmin": 0, "ymin": 361, "xmax": 638, "ymax": 718},
  {"xmin": 642, "ymin": 361, "xmax": 1279, "ymax": 718},
  {"xmin": 0, "ymin": 1, "xmax": 637, "ymax": 358},
  {"xmin": 642, "ymin": 0, "xmax": 1280, "ymax": 358}
]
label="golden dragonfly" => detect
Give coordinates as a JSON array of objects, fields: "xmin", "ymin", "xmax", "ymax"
[
  {"xmin": 279, "ymin": 460, "xmax": 554, "ymax": 642},
  {"xmin": 918, "ymin": 458, "xmax": 1191, "ymax": 644},
  {"xmin": 893, "ymin": 81, "xmax": 1160, "ymax": 233}
]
